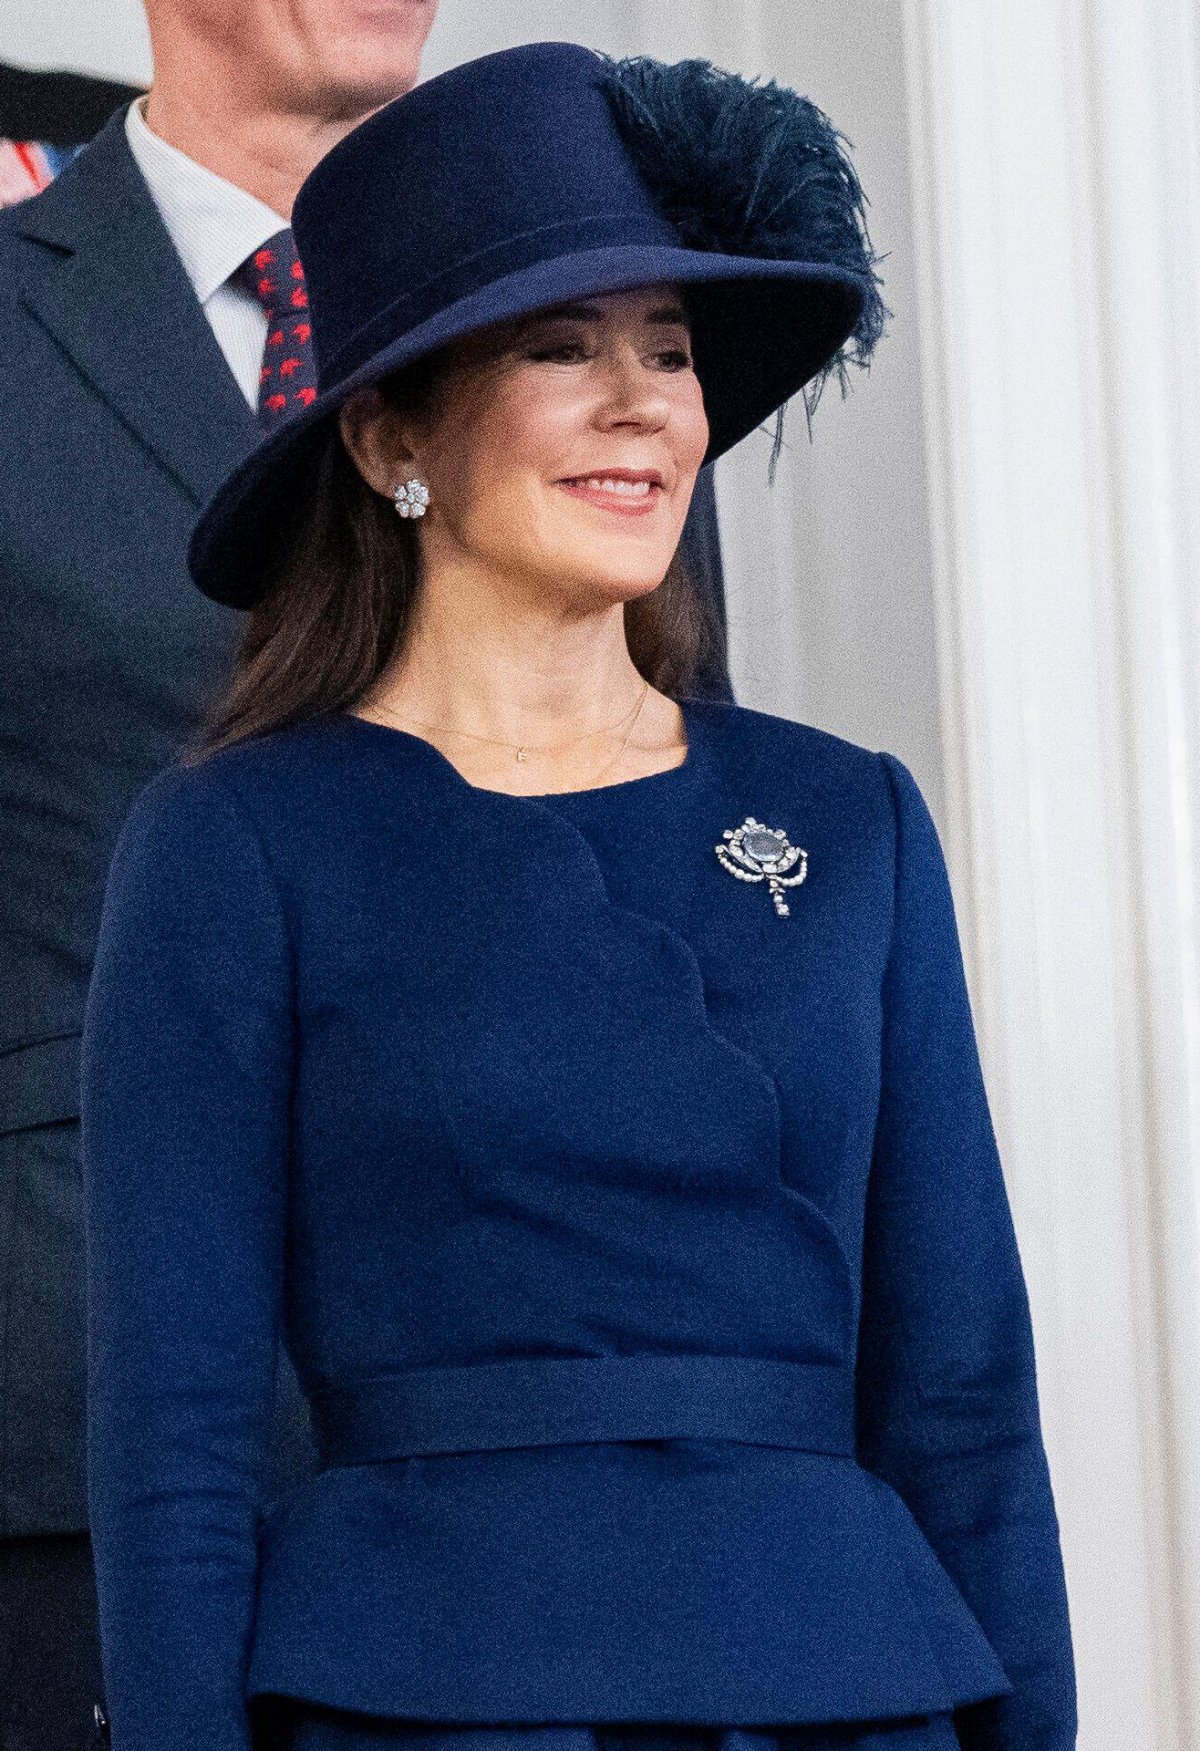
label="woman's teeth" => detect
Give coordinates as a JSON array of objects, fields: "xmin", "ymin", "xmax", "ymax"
[{"xmin": 570, "ymin": 477, "xmax": 654, "ymax": 496}]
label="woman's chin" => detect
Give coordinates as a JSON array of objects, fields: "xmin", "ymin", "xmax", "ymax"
[
  {"xmin": 555, "ymin": 560, "xmax": 675, "ymax": 607},
  {"xmin": 537, "ymin": 535, "xmax": 681, "ymax": 602}
]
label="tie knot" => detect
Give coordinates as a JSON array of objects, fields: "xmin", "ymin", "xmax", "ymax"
[{"xmin": 240, "ymin": 227, "xmax": 310, "ymax": 321}]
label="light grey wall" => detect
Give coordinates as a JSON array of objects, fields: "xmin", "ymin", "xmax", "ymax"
[
  {"xmin": 1, "ymin": 2, "xmax": 151, "ymax": 84},
  {"xmin": 0, "ymin": 0, "xmax": 945, "ymax": 820}
]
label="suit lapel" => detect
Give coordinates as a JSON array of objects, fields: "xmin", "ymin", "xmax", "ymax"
[{"xmin": 13, "ymin": 108, "xmax": 258, "ymax": 508}]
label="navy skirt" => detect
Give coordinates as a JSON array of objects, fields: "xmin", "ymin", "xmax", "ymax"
[{"xmin": 253, "ymin": 1708, "xmax": 964, "ymax": 1751}]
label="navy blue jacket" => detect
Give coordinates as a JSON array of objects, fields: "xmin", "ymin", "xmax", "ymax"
[{"xmin": 79, "ymin": 694, "xmax": 1077, "ymax": 1751}]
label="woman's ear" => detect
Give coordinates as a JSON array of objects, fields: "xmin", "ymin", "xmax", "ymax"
[{"xmin": 338, "ymin": 388, "xmax": 417, "ymax": 498}]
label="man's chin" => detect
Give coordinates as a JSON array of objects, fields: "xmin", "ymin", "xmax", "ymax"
[
  {"xmin": 299, "ymin": 25, "xmax": 431, "ymax": 122},
  {"xmin": 313, "ymin": 65, "xmax": 422, "ymax": 123}
]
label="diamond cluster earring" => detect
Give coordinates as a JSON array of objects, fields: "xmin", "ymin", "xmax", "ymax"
[{"xmin": 392, "ymin": 478, "xmax": 430, "ymax": 518}]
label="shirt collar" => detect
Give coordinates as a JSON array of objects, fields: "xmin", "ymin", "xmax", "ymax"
[{"xmin": 124, "ymin": 95, "xmax": 288, "ymax": 305}]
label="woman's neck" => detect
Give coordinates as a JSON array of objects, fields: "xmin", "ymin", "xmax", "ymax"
[{"xmin": 358, "ymin": 643, "xmax": 684, "ymax": 794}]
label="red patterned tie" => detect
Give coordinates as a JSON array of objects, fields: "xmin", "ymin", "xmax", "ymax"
[{"xmin": 240, "ymin": 227, "xmax": 319, "ymax": 432}]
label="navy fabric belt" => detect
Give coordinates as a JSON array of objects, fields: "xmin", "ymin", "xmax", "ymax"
[{"xmin": 311, "ymin": 1354, "xmax": 856, "ymax": 1465}]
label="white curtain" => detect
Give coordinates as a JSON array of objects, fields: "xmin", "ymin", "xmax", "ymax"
[{"xmin": 903, "ymin": 0, "xmax": 1200, "ymax": 1744}]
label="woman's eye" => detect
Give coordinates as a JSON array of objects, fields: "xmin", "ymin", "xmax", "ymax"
[
  {"xmin": 528, "ymin": 342, "xmax": 588, "ymax": 362},
  {"xmin": 525, "ymin": 341, "xmax": 693, "ymax": 368}
]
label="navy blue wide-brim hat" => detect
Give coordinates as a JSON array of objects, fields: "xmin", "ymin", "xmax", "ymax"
[{"xmin": 188, "ymin": 40, "xmax": 887, "ymax": 609}]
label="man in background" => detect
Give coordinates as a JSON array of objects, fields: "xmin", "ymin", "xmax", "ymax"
[{"xmin": 0, "ymin": 5, "xmax": 732, "ymax": 1746}]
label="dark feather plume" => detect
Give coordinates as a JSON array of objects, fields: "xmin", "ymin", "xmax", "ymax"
[{"xmin": 594, "ymin": 53, "xmax": 889, "ymax": 472}]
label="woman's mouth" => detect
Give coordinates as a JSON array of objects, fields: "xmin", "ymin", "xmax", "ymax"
[{"xmin": 556, "ymin": 473, "xmax": 663, "ymax": 517}]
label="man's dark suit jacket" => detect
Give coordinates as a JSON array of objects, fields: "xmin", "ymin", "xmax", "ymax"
[{"xmin": 0, "ymin": 105, "xmax": 730, "ymax": 1537}]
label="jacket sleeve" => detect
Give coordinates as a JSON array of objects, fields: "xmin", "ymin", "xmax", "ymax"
[
  {"xmin": 80, "ymin": 763, "xmax": 294, "ymax": 1751},
  {"xmin": 854, "ymin": 751, "xmax": 1077, "ymax": 1751}
]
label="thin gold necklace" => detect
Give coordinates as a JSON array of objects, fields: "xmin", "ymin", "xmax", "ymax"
[
  {"xmin": 580, "ymin": 678, "xmax": 652, "ymax": 787},
  {"xmin": 368, "ymin": 676, "xmax": 652, "ymax": 785}
]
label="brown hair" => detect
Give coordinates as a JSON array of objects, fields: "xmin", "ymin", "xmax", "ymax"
[{"xmin": 186, "ymin": 351, "xmax": 725, "ymax": 763}]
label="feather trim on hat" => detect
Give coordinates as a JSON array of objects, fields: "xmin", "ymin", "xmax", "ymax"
[{"xmin": 594, "ymin": 53, "xmax": 889, "ymax": 475}]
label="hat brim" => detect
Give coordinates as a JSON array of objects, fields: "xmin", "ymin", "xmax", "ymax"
[{"xmin": 188, "ymin": 245, "xmax": 867, "ymax": 609}]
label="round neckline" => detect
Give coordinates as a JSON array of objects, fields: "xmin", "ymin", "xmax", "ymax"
[{"xmin": 337, "ymin": 694, "xmax": 711, "ymax": 802}]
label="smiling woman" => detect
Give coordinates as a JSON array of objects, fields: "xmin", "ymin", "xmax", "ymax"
[
  {"xmin": 329, "ymin": 284, "xmax": 711, "ymax": 782},
  {"xmin": 80, "ymin": 38, "xmax": 1076, "ymax": 1751},
  {"xmin": 193, "ymin": 281, "xmax": 724, "ymax": 781}
]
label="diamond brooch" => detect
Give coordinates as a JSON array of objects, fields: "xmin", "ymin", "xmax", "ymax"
[
  {"xmin": 393, "ymin": 478, "xmax": 430, "ymax": 518},
  {"xmin": 715, "ymin": 817, "xmax": 808, "ymax": 917}
]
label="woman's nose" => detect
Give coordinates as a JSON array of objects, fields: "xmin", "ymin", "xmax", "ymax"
[{"xmin": 595, "ymin": 349, "xmax": 672, "ymax": 428}]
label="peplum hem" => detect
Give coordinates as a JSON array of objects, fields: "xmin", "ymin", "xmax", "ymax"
[{"xmin": 247, "ymin": 1440, "xmax": 1012, "ymax": 1727}]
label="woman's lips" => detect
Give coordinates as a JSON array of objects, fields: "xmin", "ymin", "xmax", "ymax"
[{"xmin": 556, "ymin": 476, "xmax": 663, "ymax": 517}]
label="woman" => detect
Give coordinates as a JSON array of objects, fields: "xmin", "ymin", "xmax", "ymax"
[{"xmin": 80, "ymin": 40, "xmax": 1077, "ymax": 1751}]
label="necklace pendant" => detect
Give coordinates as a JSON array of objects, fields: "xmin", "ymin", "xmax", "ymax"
[
  {"xmin": 715, "ymin": 816, "xmax": 808, "ymax": 918},
  {"xmin": 516, "ymin": 747, "xmax": 528, "ymax": 763}
]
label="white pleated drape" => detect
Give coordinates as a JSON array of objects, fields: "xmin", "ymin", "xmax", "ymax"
[{"xmin": 902, "ymin": 1, "xmax": 1200, "ymax": 1745}]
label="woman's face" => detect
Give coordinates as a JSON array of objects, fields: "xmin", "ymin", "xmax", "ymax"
[{"xmin": 340, "ymin": 283, "xmax": 710, "ymax": 607}]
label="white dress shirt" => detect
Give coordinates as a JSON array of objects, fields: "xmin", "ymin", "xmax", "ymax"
[{"xmin": 124, "ymin": 96, "xmax": 289, "ymax": 409}]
